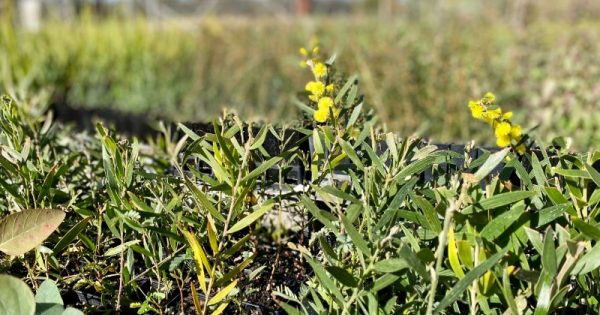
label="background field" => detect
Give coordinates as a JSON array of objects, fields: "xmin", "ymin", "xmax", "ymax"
[{"xmin": 2, "ymin": 1, "xmax": 600, "ymax": 149}]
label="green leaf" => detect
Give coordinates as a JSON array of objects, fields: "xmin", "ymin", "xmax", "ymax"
[
  {"xmin": 0, "ymin": 275, "xmax": 35, "ymax": 315},
  {"xmin": 339, "ymin": 138, "xmax": 364, "ymax": 170},
  {"xmin": 585, "ymin": 163, "xmax": 600, "ymax": 187},
  {"xmin": 227, "ymin": 201, "xmax": 274, "ymax": 234},
  {"xmin": 533, "ymin": 271, "xmax": 554, "ymax": 315},
  {"xmin": 184, "ymin": 178, "xmax": 226, "ymax": 222},
  {"xmin": 207, "ymin": 280, "xmax": 237, "ymax": 305},
  {"xmin": 434, "ymin": 248, "xmax": 507, "ymax": 313},
  {"xmin": 480, "ymin": 203, "xmax": 525, "ymax": 241},
  {"xmin": 462, "ymin": 191, "xmax": 537, "ymax": 215},
  {"xmin": 572, "ymin": 242, "xmax": 600, "ymax": 275},
  {"xmin": 0, "ymin": 209, "xmax": 65, "ymax": 256},
  {"xmin": 301, "ymin": 196, "xmax": 338, "ymax": 234},
  {"xmin": 373, "ymin": 259, "xmax": 409, "ymax": 273},
  {"xmin": 278, "ymin": 302, "xmax": 302, "ymax": 315},
  {"xmin": 35, "ymin": 279, "xmax": 65, "ymax": 315},
  {"xmin": 340, "ymin": 214, "xmax": 371, "ymax": 257},
  {"xmin": 241, "ymin": 156, "xmax": 283, "ymax": 183},
  {"xmin": 542, "ymin": 227, "xmax": 557, "ymax": 276},
  {"xmin": 572, "ymin": 218, "xmax": 600, "ymax": 240},
  {"xmin": 474, "ymin": 148, "xmax": 509, "ymax": 181},
  {"xmin": 326, "ymin": 266, "xmax": 358, "ymax": 287},
  {"xmin": 104, "ymin": 240, "xmax": 141, "ymax": 257},
  {"xmin": 53, "ymin": 217, "xmax": 90, "ymax": 255},
  {"xmin": 305, "ymin": 257, "xmax": 345, "ymax": 306}
]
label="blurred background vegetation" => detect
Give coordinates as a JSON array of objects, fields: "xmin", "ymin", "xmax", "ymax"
[{"xmin": 1, "ymin": 0, "xmax": 600, "ymax": 149}]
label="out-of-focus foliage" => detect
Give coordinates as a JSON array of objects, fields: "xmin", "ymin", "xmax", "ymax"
[{"xmin": 1, "ymin": 10, "xmax": 600, "ymax": 148}]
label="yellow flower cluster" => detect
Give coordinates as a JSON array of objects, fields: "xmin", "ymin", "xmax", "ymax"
[
  {"xmin": 300, "ymin": 44, "xmax": 338, "ymax": 123},
  {"xmin": 468, "ymin": 92, "xmax": 525, "ymax": 154}
]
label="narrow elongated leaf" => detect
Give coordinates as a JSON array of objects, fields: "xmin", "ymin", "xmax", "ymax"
[
  {"xmin": 301, "ymin": 196, "xmax": 338, "ymax": 233},
  {"xmin": 585, "ymin": 163, "xmax": 600, "ymax": 187},
  {"xmin": 339, "ymin": 139, "xmax": 364, "ymax": 170},
  {"xmin": 340, "ymin": 214, "xmax": 371, "ymax": 257},
  {"xmin": 182, "ymin": 229, "xmax": 212, "ymax": 282},
  {"xmin": 184, "ymin": 179, "xmax": 225, "ymax": 222},
  {"xmin": 241, "ymin": 156, "xmax": 283, "ymax": 183},
  {"xmin": 542, "ymin": 227, "xmax": 557, "ymax": 276},
  {"xmin": 533, "ymin": 271, "xmax": 554, "ymax": 315},
  {"xmin": 227, "ymin": 201, "xmax": 274, "ymax": 234},
  {"xmin": 572, "ymin": 218, "xmax": 600, "ymax": 240},
  {"xmin": 53, "ymin": 217, "xmax": 91, "ymax": 255},
  {"xmin": 104, "ymin": 240, "xmax": 140, "ymax": 257},
  {"xmin": 305, "ymin": 257, "xmax": 345, "ymax": 306},
  {"xmin": 571, "ymin": 242, "xmax": 600, "ymax": 275},
  {"xmin": 211, "ymin": 302, "xmax": 229, "ymax": 315},
  {"xmin": 462, "ymin": 191, "xmax": 537, "ymax": 215},
  {"xmin": 448, "ymin": 226, "xmax": 465, "ymax": 278},
  {"xmin": 474, "ymin": 148, "xmax": 509, "ymax": 181},
  {"xmin": 434, "ymin": 248, "xmax": 507, "ymax": 313},
  {"xmin": 0, "ymin": 209, "xmax": 65, "ymax": 256},
  {"xmin": 208, "ymin": 280, "xmax": 237, "ymax": 305}
]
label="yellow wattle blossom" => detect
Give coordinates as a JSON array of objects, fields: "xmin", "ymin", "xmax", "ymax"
[
  {"xmin": 318, "ymin": 97, "xmax": 334, "ymax": 110},
  {"xmin": 482, "ymin": 92, "xmax": 495, "ymax": 104},
  {"xmin": 305, "ymin": 81, "xmax": 325, "ymax": 97},
  {"xmin": 299, "ymin": 47, "xmax": 308, "ymax": 56},
  {"xmin": 468, "ymin": 92, "xmax": 526, "ymax": 154},
  {"xmin": 468, "ymin": 101, "xmax": 484, "ymax": 120},
  {"xmin": 494, "ymin": 122, "xmax": 511, "ymax": 137},
  {"xmin": 312, "ymin": 62, "xmax": 327, "ymax": 79},
  {"xmin": 496, "ymin": 135, "xmax": 511, "ymax": 147},
  {"xmin": 326, "ymin": 84, "xmax": 334, "ymax": 93},
  {"xmin": 510, "ymin": 125, "xmax": 522, "ymax": 138},
  {"xmin": 314, "ymin": 109, "xmax": 329, "ymax": 123}
]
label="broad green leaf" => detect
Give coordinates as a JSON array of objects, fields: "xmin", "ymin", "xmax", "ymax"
[
  {"xmin": 480, "ymin": 203, "xmax": 525, "ymax": 241},
  {"xmin": 278, "ymin": 302, "xmax": 302, "ymax": 315},
  {"xmin": 434, "ymin": 248, "xmax": 507, "ymax": 313},
  {"xmin": 535, "ymin": 204, "xmax": 570, "ymax": 227},
  {"xmin": 0, "ymin": 209, "xmax": 65, "ymax": 256},
  {"xmin": 373, "ymin": 259, "xmax": 409, "ymax": 273},
  {"xmin": 474, "ymin": 148, "xmax": 509, "ymax": 181},
  {"xmin": 372, "ymin": 274, "xmax": 401, "ymax": 292},
  {"xmin": 227, "ymin": 201, "xmax": 274, "ymax": 234},
  {"xmin": 0, "ymin": 274, "xmax": 35, "ymax": 315},
  {"xmin": 35, "ymin": 279, "xmax": 64, "ymax": 315},
  {"xmin": 326, "ymin": 266, "xmax": 358, "ymax": 287},
  {"xmin": 207, "ymin": 280, "xmax": 237, "ymax": 305}
]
